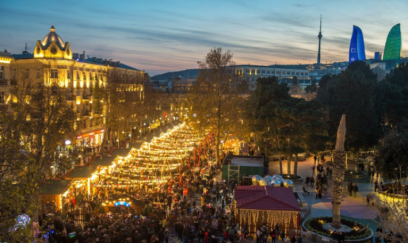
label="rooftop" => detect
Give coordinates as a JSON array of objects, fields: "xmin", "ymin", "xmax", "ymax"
[
  {"xmin": 66, "ymin": 166, "xmax": 97, "ymax": 179},
  {"xmin": 229, "ymin": 156, "xmax": 264, "ymax": 167},
  {"xmin": 40, "ymin": 179, "xmax": 71, "ymax": 195},
  {"xmin": 83, "ymin": 58, "xmax": 140, "ymax": 71},
  {"xmin": 234, "ymin": 186, "xmax": 300, "ymax": 211}
]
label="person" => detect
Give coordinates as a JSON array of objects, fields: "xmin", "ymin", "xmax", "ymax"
[
  {"xmin": 302, "ymin": 185, "xmax": 309, "ymax": 195},
  {"xmin": 290, "ymin": 234, "xmax": 296, "ymax": 243},
  {"xmin": 228, "ymin": 226, "xmax": 236, "ymax": 243},
  {"xmin": 243, "ymin": 224, "xmax": 248, "ymax": 238},
  {"xmin": 297, "ymin": 234, "xmax": 302, "ymax": 243},
  {"xmin": 347, "ymin": 183, "xmax": 353, "ymax": 197},
  {"xmin": 305, "ymin": 176, "xmax": 310, "ymax": 186},
  {"xmin": 270, "ymin": 229, "xmax": 276, "ymax": 243},
  {"xmin": 310, "ymin": 177, "xmax": 315, "ymax": 187},
  {"xmin": 164, "ymin": 228, "xmax": 169, "ymax": 243},
  {"xmin": 353, "ymin": 184, "xmax": 358, "ymax": 197},
  {"xmin": 314, "ymin": 155, "xmax": 317, "ymax": 164},
  {"xmin": 282, "ymin": 233, "xmax": 288, "ymax": 243},
  {"xmin": 158, "ymin": 228, "xmax": 165, "ymax": 243},
  {"xmin": 366, "ymin": 193, "xmax": 371, "ymax": 206},
  {"xmin": 256, "ymin": 228, "xmax": 262, "ymax": 243},
  {"xmin": 374, "ymin": 181, "xmax": 378, "ymax": 192}
]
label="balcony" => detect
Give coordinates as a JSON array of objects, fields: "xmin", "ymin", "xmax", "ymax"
[
  {"xmin": 0, "ymin": 79, "xmax": 7, "ymax": 86},
  {"xmin": 82, "ymin": 94, "xmax": 90, "ymax": 101}
]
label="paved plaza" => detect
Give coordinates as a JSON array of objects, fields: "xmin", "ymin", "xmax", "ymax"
[{"xmin": 268, "ymin": 155, "xmax": 379, "ymax": 231}]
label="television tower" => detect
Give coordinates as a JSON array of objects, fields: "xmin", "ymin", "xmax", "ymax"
[{"xmin": 317, "ymin": 15, "xmax": 322, "ymax": 65}]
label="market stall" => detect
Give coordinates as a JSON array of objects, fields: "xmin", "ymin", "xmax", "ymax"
[
  {"xmin": 40, "ymin": 179, "xmax": 72, "ymax": 211},
  {"xmin": 234, "ymin": 186, "xmax": 301, "ymax": 235}
]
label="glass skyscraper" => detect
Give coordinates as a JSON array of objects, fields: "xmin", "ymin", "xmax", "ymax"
[
  {"xmin": 383, "ymin": 24, "xmax": 401, "ymax": 60},
  {"xmin": 349, "ymin": 25, "xmax": 366, "ymax": 63}
]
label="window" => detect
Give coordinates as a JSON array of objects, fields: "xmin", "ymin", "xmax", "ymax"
[
  {"xmin": 76, "ymin": 71, "xmax": 80, "ymax": 80},
  {"xmin": 51, "ymin": 69, "xmax": 58, "ymax": 78},
  {"xmin": 25, "ymin": 69, "xmax": 29, "ymax": 78},
  {"xmin": 67, "ymin": 70, "xmax": 70, "ymax": 79},
  {"xmin": 0, "ymin": 91, "xmax": 4, "ymax": 104},
  {"xmin": 89, "ymin": 73, "xmax": 92, "ymax": 81},
  {"xmin": 83, "ymin": 72, "xmax": 86, "ymax": 80},
  {"xmin": 261, "ymin": 70, "xmax": 265, "ymax": 74},
  {"xmin": 266, "ymin": 71, "xmax": 270, "ymax": 74},
  {"xmin": 13, "ymin": 69, "xmax": 16, "ymax": 78},
  {"xmin": 0, "ymin": 67, "xmax": 3, "ymax": 80},
  {"xmin": 36, "ymin": 69, "xmax": 40, "ymax": 78},
  {"xmin": 276, "ymin": 71, "xmax": 281, "ymax": 75}
]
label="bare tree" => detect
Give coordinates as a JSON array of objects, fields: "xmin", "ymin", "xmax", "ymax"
[
  {"xmin": 0, "ymin": 72, "xmax": 75, "ymax": 241},
  {"xmin": 188, "ymin": 48, "xmax": 246, "ymax": 164}
]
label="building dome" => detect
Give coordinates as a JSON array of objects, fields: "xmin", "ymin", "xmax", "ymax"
[
  {"xmin": 34, "ymin": 25, "xmax": 72, "ymax": 59},
  {"xmin": 41, "ymin": 25, "xmax": 65, "ymax": 50}
]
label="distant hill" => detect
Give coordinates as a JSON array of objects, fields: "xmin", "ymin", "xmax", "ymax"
[{"xmin": 151, "ymin": 69, "xmax": 199, "ymax": 80}]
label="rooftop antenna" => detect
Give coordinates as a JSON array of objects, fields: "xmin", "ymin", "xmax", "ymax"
[{"xmin": 317, "ymin": 15, "xmax": 323, "ymax": 65}]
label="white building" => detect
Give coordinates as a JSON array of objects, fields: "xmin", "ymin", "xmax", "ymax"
[{"xmin": 235, "ymin": 65, "xmax": 310, "ymax": 90}]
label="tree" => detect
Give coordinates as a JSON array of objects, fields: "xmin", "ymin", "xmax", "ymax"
[
  {"xmin": 304, "ymin": 80, "xmax": 318, "ymax": 93},
  {"xmin": 245, "ymin": 77, "xmax": 328, "ymax": 176},
  {"xmin": 289, "ymin": 76, "xmax": 301, "ymax": 94},
  {"xmin": 376, "ymin": 130, "xmax": 408, "ymax": 181},
  {"xmin": 371, "ymin": 193, "xmax": 408, "ymax": 242},
  {"xmin": 375, "ymin": 63, "xmax": 408, "ymax": 129},
  {"xmin": 95, "ymin": 69, "xmax": 145, "ymax": 150},
  {"xmin": 322, "ymin": 62, "xmax": 382, "ymax": 171},
  {"xmin": 0, "ymin": 76, "xmax": 75, "ymax": 241},
  {"xmin": 245, "ymin": 76, "xmax": 291, "ymax": 173},
  {"xmin": 304, "ymin": 80, "xmax": 318, "ymax": 100},
  {"xmin": 188, "ymin": 48, "xmax": 245, "ymax": 164}
]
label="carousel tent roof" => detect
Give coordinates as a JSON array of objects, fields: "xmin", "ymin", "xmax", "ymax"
[
  {"xmin": 40, "ymin": 179, "xmax": 72, "ymax": 195},
  {"xmin": 234, "ymin": 186, "xmax": 300, "ymax": 211},
  {"xmin": 66, "ymin": 166, "xmax": 98, "ymax": 179},
  {"xmin": 229, "ymin": 156, "xmax": 264, "ymax": 167}
]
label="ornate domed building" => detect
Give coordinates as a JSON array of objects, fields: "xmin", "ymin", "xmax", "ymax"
[
  {"xmin": 34, "ymin": 26, "xmax": 72, "ymax": 59},
  {"xmin": 4, "ymin": 25, "xmax": 146, "ymax": 170}
]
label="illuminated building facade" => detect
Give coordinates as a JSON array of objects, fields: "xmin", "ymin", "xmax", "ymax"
[
  {"xmin": 383, "ymin": 24, "xmax": 402, "ymax": 60},
  {"xmin": 349, "ymin": 25, "xmax": 366, "ymax": 63},
  {"xmin": 0, "ymin": 51, "xmax": 14, "ymax": 109},
  {"xmin": 7, "ymin": 26, "xmax": 145, "ymax": 154}
]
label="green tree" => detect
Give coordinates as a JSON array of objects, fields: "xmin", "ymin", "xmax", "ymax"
[
  {"xmin": 246, "ymin": 77, "xmax": 328, "ymax": 175},
  {"xmin": 188, "ymin": 48, "xmax": 244, "ymax": 164},
  {"xmin": 376, "ymin": 130, "xmax": 408, "ymax": 181},
  {"xmin": 321, "ymin": 61, "xmax": 382, "ymax": 171},
  {"xmin": 246, "ymin": 76, "xmax": 292, "ymax": 174}
]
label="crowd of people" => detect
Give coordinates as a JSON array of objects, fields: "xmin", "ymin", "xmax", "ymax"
[{"xmin": 37, "ymin": 163, "xmax": 242, "ymax": 243}]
